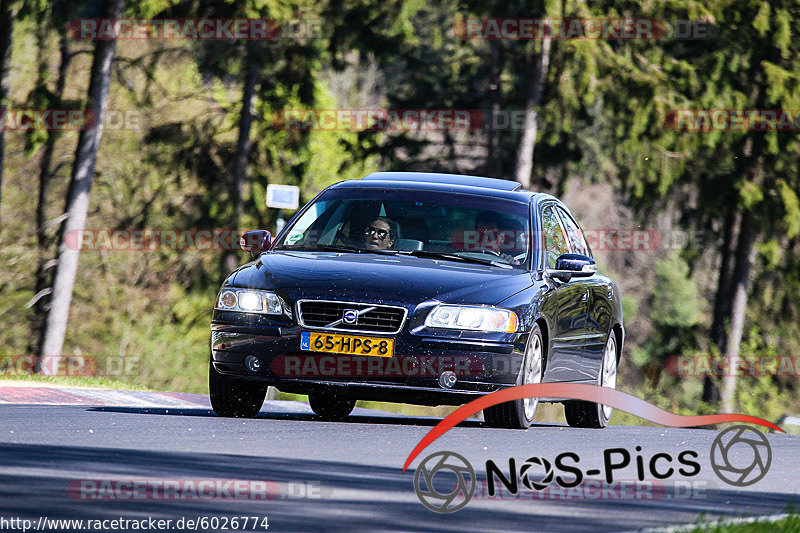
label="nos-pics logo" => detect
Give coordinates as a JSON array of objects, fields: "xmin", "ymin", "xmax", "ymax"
[{"xmin": 413, "ymin": 425, "xmax": 772, "ymax": 513}]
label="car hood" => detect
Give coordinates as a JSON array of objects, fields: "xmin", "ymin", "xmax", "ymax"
[{"xmin": 230, "ymin": 251, "xmax": 532, "ymax": 306}]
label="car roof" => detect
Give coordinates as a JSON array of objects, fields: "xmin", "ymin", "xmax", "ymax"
[
  {"xmin": 364, "ymin": 171, "xmax": 522, "ymax": 191},
  {"xmin": 328, "ymin": 172, "xmax": 550, "ymax": 204}
]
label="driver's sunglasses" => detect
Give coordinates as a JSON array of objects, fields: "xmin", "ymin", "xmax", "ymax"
[{"xmin": 365, "ymin": 227, "xmax": 390, "ymax": 240}]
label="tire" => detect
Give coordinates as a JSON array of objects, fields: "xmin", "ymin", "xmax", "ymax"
[
  {"xmin": 565, "ymin": 330, "xmax": 618, "ymax": 429},
  {"xmin": 483, "ymin": 324, "xmax": 545, "ymax": 429},
  {"xmin": 209, "ymin": 359, "xmax": 268, "ymax": 418},
  {"xmin": 308, "ymin": 393, "xmax": 356, "ymax": 421}
]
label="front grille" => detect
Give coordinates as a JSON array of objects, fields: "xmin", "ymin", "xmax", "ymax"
[{"xmin": 297, "ymin": 300, "xmax": 407, "ymax": 334}]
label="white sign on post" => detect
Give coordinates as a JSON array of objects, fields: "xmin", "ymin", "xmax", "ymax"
[{"xmin": 266, "ymin": 184, "xmax": 300, "ymax": 210}]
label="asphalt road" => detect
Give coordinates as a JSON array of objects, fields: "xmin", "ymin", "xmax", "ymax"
[{"xmin": 0, "ymin": 396, "xmax": 798, "ymax": 532}]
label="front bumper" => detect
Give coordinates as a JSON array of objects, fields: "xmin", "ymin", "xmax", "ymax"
[{"xmin": 210, "ymin": 312, "xmax": 527, "ymax": 406}]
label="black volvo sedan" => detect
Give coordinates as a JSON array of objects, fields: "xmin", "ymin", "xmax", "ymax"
[{"xmin": 210, "ymin": 172, "xmax": 624, "ymax": 429}]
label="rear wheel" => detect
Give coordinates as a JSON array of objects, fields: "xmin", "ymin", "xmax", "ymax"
[
  {"xmin": 483, "ymin": 324, "xmax": 545, "ymax": 429},
  {"xmin": 308, "ymin": 393, "xmax": 356, "ymax": 421},
  {"xmin": 209, "ymin": 360, "xmax": 268, "ymax": 418},
  {"xmin": 565, "ymin": 331, "xmax": 618, "ymax": 429}
]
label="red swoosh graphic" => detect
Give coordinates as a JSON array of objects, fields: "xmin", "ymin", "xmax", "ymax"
[{"xmin": 402, "ymin": 383, "xmax": 783, "ymax": 472}]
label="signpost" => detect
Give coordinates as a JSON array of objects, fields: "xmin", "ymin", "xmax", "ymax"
[
  {"xmin": 266, "ymin": 184, "xmax": 300, "ymax": 234},
  {"xmin": 264, "ymin": 184, "xmax": 300, "ymax": 402}
]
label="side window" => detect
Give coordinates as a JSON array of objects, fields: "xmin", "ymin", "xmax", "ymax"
[
  {"xmin": 557, "ymin": 207, "xmax": 590, "ymax": 257},
  {"xmin": 541, "ymin": 206, "xmax": 570, "ymax": 268}
]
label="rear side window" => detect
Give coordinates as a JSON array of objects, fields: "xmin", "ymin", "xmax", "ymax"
[
  {"xmin": 541, "ymin": 205, "xmax": 570, "ymax": 268},
  {"xmin": 556, "ymin": 207, "xmax": 591, "ymax": 257}
]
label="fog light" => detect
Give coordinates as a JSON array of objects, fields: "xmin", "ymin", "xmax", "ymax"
[
  {"xmin": 438, "ymin": 371, "xmax": 457, "ymax": 389},
  {"xmin": 219, "ymin": 290, "xmax": 237, "ymax": 309},
  {"xmin": 244, "ymin": 355, "xmax": 262, "ymax": 373}
]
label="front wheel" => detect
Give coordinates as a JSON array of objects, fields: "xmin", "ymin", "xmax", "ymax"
[
  {"xmin": 308, "ymin": 393, "xmax": 356, "ymax": 421},
  {"xmin": 209, "ymin": 360, "xmax": 268, "ymax": 418},
  {"xmin": 565, "ymin": 331, "xmax": 618, "ymax": 429},
  {"xmin": 483, "ymin": 324, "xmax": 545, "ymax": 429}
]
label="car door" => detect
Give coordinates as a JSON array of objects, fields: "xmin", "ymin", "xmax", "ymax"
[
  {"xmin": 539, "ymin": 204, "xmax": 591, "ymax": 382},
  {"xmin": 556, "ymin": 206, "xmax": 612, "ymax": 381}
]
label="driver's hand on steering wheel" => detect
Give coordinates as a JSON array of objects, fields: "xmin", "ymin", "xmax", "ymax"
[
  {"xmin": 498, "ymin": 252, "xmax": 520, "ymax": 265},
  {"xmin": 480, "ymin": 247, "xmax": 520, "ymax": 265}
]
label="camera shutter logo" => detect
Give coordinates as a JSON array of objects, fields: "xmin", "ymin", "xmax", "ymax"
[
  {"xmin": 520, "ymin": 456, "xmax": 554, "ymax": 491},
  {"xmin": 413, "ymin": 451, "xmax": 476, "ymax": 513},
  {"xmin": 343, "ymin": 309, "xmax": 358, "ymax": 325},
  {"xmin": 710, "ymin": 425, "xmax": 772, "ymax": 487}
]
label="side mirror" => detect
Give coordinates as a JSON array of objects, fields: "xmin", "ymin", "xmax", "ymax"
[
  {"xmin": 239, "ymin": 230, "xmax": 272, "ymax": 260},
  {"xmin": 545, "ymin": 253, "xmax": 596, "ymax": 282}
]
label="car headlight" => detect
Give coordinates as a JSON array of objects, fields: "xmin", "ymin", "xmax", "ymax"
[
  {"xmin": 425, "ymin": 305, "xmax": 518, "ymax": 333},
  {"xmin": 216, "ymin": 289, "xmax": 283, "ymax": 315}
]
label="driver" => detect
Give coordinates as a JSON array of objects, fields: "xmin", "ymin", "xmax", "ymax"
[
  {"xmin": 475, "ymin": 211, "xmax": 521, "ymax": 265},
  {"xmin": 364, "ymin": 217, "xmax": 397, "ymax": 250}
]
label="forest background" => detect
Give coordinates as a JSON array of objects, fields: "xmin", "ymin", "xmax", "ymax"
[{"xmin": 1, "ymin": 0, "xmax": 799, "ymax": 425}]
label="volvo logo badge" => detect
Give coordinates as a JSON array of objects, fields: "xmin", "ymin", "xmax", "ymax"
[{"xmin": 343, "ymin": 309, "xmax": 358, "ymax": 325}]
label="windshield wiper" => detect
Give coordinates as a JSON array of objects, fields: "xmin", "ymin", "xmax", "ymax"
[
  {"xmin": 279, "ymin": 245, "xmax": 510, "ymax": 266},
  {"xmin": 396, "ymin": 249, "xmax": 511, "ymax": 268}
]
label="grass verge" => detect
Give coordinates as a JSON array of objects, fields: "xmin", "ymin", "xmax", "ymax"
[{"xmin": 689, "ymin": 513, "xmax": 800, "ymax": 532}]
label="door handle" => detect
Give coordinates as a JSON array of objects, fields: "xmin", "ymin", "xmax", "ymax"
[{"xmin": 582, "ymin": 290, "xmax": 589, "ymax": 302}]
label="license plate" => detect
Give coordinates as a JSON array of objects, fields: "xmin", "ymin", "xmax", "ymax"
[{"xmin": 300, "ymin": 331, "xmax": 394, "ymax": 357}]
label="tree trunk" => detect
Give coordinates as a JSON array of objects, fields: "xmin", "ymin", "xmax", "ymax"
[
  {"xmin": 703, "ymin": 205, "xmax": 738, "ymax": 403},
  {"xmin": 484, "ymin": 40, "xmax": 503, "ymax": 177},
  {"xmin": 720, "ymin": 209, "xmax": 757, "ymax": 414},
  {"xmin": 711, "ymin": 206, "xmax": 738, "ymax": 348},
  {"xmin": 30, "ymin": 30, "xmax": 73, "ymax": 354},
  {"xmin": 38, "ymin": 0, "xmax": 125, "ymax": 370},
  {"xmin": 0, "ymin": 0, "xmax": 19, "ymax": 231},
  {"xmin": 223, "ymin": 49, "xmax": 259, "ymax": 274},
  {"xmin": 513, "ymin": 33, "xmax": 551, "ymax": 189}
]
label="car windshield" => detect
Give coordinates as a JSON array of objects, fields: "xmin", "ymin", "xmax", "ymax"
[{"xmin": 275, "ymin": 187, "xmax": 531, "ymax": 269}]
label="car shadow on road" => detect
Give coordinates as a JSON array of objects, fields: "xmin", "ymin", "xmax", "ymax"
[
  {"xmin": 0, "ymin": 442, "xmax": 798, "ymax": 533},
  {"xmin": 86, "ymin": 406, "xmax": 566, "ymax": 429}
]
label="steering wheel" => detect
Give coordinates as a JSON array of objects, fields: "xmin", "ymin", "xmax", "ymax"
[
  {"xmin": 463, "ymin": 249, "xmax": 516, "ymax": 264},
  {"xmin": 479, "ymin": 249, "xmax": 503, "ymax": 258},
  {"xmin": 333, "ymin": 224, "xmax": 360, "ymax": 247},
  {"xmin": 481, "ymin": 249, "xmax": 528, "ymax": 265}
]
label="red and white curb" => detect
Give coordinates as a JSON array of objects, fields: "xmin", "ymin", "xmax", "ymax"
[
  {"xmin": 0, "ymin": 386, "xmax": 211, "ymax": 409},
  {"xmin": 0, "ymin": 384, "xmax": 408, "ymax": 416}
]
